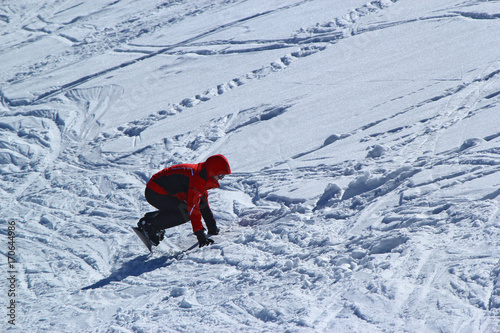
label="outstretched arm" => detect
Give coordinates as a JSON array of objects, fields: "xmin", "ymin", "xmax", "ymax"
[
  {"xmin": 200, "ymin": 193, "xmax": 219, "ymax": 235},
  {"xmin": 186, "ymin": 186, "xmax": 204, "ymax": 232}
]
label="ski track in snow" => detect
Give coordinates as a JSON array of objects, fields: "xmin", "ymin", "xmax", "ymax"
[{"xmin": 1, "ymin": 0, "xmax": 500, "ymax": 332}]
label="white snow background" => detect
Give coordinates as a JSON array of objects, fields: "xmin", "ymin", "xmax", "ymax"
[{"xmin": 1, "ymin": 0, "xmax": 500, "ymax": 332}]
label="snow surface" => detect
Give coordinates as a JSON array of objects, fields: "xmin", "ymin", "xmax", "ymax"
[{"xmin": 1, "ymin": 0, "xmax": 500, "ymax": 332}]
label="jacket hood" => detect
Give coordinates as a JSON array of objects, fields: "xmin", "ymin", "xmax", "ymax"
[{"xmin": 204, "ymin": 154, "xmax": 231, "ymax": 178}]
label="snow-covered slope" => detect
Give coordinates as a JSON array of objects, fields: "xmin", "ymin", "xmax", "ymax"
[{"xmin": 1, "ymin": 0, "xmax": 500, "ymax": 331}]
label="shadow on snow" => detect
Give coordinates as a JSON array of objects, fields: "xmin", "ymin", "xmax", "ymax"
[{"xmin": 81, "ymin": 252, "xmax": 180, "ymax": 290}]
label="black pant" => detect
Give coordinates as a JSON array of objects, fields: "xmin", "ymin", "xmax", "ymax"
[{"xmin": 144, "ymin": 187, "xmax": 216, "ymax": 230}]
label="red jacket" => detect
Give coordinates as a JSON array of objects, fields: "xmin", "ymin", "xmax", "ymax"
[{"xmin": 146, "ymin": 155, "xmax": 231, "ymax": 232}]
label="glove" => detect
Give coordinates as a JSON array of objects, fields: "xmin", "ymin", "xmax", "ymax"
[
  {"xmin": 207, "ymin": 226, "xmax": 220, "ymax": 236},
  {"xmin": 194, "ymin": 230, "xmax": 214, "ymax": 248}
]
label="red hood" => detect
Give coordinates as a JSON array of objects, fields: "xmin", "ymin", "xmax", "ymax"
[
  {"xmin": 205, "ymin": 154, "xmax": 231, "ymax": 178},
  {"xmin": 203, "ymin": 154, "xmax": 231, "ymax": 189}
]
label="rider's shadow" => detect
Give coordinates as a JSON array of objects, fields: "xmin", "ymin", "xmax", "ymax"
[{"xmin": 81, "ymin": 253, "xmax": 177, "ymax": 290}]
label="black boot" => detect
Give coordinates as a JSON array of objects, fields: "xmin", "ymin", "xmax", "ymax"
[{"xmin": 137, "ymin": 213, "xmax": 164, "ymax": 246}]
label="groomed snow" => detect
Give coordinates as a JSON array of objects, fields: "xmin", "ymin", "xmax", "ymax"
[{"xmin": 1, "ymin": 0, "xmax": 500, "ymax": 332}]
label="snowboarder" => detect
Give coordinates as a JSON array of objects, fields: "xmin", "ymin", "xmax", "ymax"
[{"xmin": 136, "ymin": 154, "xmax": 231, "ymax": 249}]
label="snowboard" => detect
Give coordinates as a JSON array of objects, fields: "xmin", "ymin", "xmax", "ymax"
[{"xmin": 132, "ymin": 227, "xmax": 153, "ymax": 252}]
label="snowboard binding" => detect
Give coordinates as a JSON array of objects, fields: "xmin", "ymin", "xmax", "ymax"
[{"xmin": 133, "ymin": 212, "xmax": 165, "ymax": 251}]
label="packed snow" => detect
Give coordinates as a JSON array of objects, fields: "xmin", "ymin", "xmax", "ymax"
[{"xmin": 1, "ymin": 0, "xmax": 500, "ymax": 332}]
